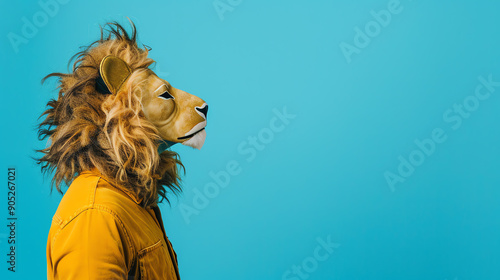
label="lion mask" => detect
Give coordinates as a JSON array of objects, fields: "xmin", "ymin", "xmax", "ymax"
[{"xmin": 98, "ymin": 55, "xmax": 208, "ymax": 149}]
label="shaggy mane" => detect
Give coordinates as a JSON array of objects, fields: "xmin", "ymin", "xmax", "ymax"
[{"xmin": 34, "ymin": 21, "xmax": 184, "ymax": 208}]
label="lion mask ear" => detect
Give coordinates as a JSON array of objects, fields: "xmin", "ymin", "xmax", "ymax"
[{"xmin": 97, "ymin": 55, "xmax": 132, "ymax": 95}]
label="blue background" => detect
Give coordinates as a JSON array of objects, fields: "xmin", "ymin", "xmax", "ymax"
[{"xmin": 1, "ymin": 0, "xmax": 500, "ymax": 279}]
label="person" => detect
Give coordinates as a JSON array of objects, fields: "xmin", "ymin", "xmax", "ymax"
[{"xmin": 36, "ymin": 21, "xmax": 208, "ymax": 279}]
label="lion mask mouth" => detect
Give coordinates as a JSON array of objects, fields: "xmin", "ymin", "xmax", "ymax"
[
  {"xmin": 179, "ymin": 103, "xmax": 208, "ymax": 150},
  {"xmin": 181, "ymin": 128, "xmax": 206, "ymax": 150}
]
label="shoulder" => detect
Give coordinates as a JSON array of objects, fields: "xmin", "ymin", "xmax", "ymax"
[
  {"xmin": 47, "ymin": 201, "xmax": 135, "ymax": 277},
  {"xmin": 51, "ymin": 172, "xmax": 139, "ymax": 229},
  {"xmin": 48, "ymin": 172, "xmax": 138, "ymax": 267}
]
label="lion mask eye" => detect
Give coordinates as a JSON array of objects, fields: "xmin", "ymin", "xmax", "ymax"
[
  {"xmin": 154, "ymin": 84, "xmax": 174, "ymax": 101},
  {"xmin": 159, "ymin": 90, "xmax": 174, "ymax": 100}
]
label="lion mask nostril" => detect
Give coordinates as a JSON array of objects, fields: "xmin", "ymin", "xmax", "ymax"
[{"xmin": 195, "ymin": 104, "xmax": 208, "ymax": 118}]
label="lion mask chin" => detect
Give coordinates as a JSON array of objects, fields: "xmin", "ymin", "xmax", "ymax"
[{"xmin": 182, "ymin": 128, "xmax": 206, "ymax": 150}]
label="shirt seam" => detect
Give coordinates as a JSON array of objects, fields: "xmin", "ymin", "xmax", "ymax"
[
  {"xmin": 50, "ymin": 175, "xmax": 137, "ymax": 271},
  {"xmin": 50, "ymin": 206, "xmax": 136, "ymax": 272}
]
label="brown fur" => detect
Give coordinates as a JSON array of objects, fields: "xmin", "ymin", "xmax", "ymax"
[{"xmin": 34, "ymin": 22, "xmax": 184, "ymax": 208}]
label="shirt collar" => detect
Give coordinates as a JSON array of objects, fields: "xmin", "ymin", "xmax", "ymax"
[{"xmin": 81, "ymin": 167, "xmax": 144, "ymax": 205}]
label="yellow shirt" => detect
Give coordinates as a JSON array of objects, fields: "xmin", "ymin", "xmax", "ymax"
[{"xmin": 46, "ymin": 169, "xmax": 180, "ymax": 279}]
